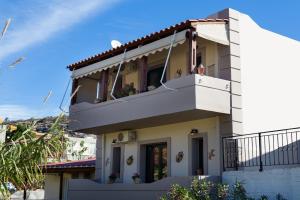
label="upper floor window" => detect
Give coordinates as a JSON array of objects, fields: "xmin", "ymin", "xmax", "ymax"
[{"xmin": 147, "ymin": 65, "xmax": 166, "ymax": 91}]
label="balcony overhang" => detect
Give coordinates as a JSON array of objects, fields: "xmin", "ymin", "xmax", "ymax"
[{"xmin": 69, "ymin": 75, "xmax": 230, "ymax": 134}]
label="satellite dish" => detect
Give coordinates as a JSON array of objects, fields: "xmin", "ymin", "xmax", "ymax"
[{"xmin": 111, "ymin": 40, "xmax": 122, "ymax": 49}]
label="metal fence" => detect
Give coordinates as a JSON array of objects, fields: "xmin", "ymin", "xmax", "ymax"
[{"xmin": 222, "ymin": 127, "xmax": 300, "ymax": 171}]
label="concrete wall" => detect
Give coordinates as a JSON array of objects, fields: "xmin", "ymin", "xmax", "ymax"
[
  {"xmin": 69, "ymin": 74, "xmax": 230, "ymax": 132},
  {"xmin": 45, "ymin": 172, "xmax": 93, "ymax": 200},
  {"xmin": 169, "ymin": 42, "xmax": 188, "ymax": 78},
  {"xmin": 238, "ymin": 11, "xmax": 300, "ymax": 133},
  {"xmin": 208, "ymin": 8, "xmax": 243, "ymax": 136},
  {"xmin": 67, "ymin": 176, "xmax": 219, "ymax": 200},
  {"xmin": 102, "ymin": 117, "xmax": 221, "ymax": 183},
  {"xmin": 223, "ymin": 167, "xmax": 300, "ymax": 199},
  {"xmin": 44, "ymin": 174, "xmax": 60, "ymax": 200},
  {"xmin": 197, "ymin": 38, "xmax": 219, "ymax": 78}
]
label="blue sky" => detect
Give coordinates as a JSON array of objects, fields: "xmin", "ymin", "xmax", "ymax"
[{"xmin": 0, "ymin": 0, "xmax": 299, "ymax": 120}]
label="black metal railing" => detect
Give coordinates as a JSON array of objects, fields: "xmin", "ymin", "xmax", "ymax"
[{"xmin": 222, "ymin": 127, "xmax": 300, "ymax": 171}]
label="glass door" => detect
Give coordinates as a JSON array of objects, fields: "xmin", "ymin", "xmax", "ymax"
[{"xmin": 145, "ymin": 142, "xmax": 167, "ymax": 183}]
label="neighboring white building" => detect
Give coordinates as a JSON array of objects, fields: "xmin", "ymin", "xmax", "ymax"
[
  {"xmin": 64, "ymin": 8, "xmax": 300, "ymax": 200},
  {"xmin": 44, "ymin": 159, "xmax": 95, "ymax": 200},
  {"xmin": 64, "ymin": 134, "xmax": 96, "ymax": 160},
  {"xmin": 0, "ymin": 125, "xmax": 6, "ymax": 143}
]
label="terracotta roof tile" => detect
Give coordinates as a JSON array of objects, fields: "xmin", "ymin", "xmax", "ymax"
[{"xmin": 46, "ymin": 158, "xmax": 96, "ymax": 169}]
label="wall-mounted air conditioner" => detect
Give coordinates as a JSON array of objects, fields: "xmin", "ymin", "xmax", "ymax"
[{"xmin": 116, "ymin": 130, "xmax": 137, "ymax": 143}]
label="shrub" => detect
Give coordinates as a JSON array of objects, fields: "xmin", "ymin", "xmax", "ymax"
[
  {"xmin": 216, "ymin": 183, "xmax": 229, "ymax": 200},
  {"xmin": 232, "ymin": 181, "xmax": 248, "ymax": 200},
  {"xmin": 160, "ymin": 178, "xmax": 287, "ymax": 200},
  {"xmin": 161, "ymin": 184, "xmax": 190, "ymax": 200}
]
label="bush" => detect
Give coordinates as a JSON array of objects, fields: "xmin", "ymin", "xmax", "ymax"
[{"xmin": 160, "ymin": 178, "xmax": 287, "ymax": 200}]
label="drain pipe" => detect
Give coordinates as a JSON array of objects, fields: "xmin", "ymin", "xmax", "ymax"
[
  {"xmin": 110, "ymin": 49, "xmax": 127, "ymax": 100},
  {"xmin": 160, "ymin": 30, "xmax": 177, "ymax": 91}
]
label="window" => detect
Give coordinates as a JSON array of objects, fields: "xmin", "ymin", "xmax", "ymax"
[
  {"xmin": 196, "ymin": 54, "xmax": 202, "ymax": 67},
  {"xmin": 147, "ymin": 66, "xmax": 166, "ymax": 90}
]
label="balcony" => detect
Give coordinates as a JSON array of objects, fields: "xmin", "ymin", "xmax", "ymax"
[{"xmin": 69, "ymin": 74, "xmax": 230, "ymax": 133}]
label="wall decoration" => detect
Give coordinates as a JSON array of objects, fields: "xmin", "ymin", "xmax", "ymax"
[
  {"xmin": 208, "ymin": 149, "xmax": 215, "ymax": 160},
  {"xmin": 176, "ymin": 151, "xmax": 184, "ymax": 163},
  {"xmin": 126, "ymin": 155, "xmax": 134, "ymax": 165}
]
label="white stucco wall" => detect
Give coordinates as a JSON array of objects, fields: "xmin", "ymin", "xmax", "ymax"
[
  {"xmin": 44, "ymin": 174, "xmax": 60, "ymax": 200},
  {"xmin": 65, "ymin": 135, "xmax": 96, "ymax": 160},
  {"xmin": 223, "ymin": 167, "xmax": 300, "ymax": 200},
  {"xmin": 44, "ymin": 173, "xmax": 73, "ymax": 200},
  {"xmin": 103, "ymin": 117, "xmax": 221, "ymax": 183},
  {"xmin": 239, "ymin": 12, "xmax": 300, "ymax": 133}
]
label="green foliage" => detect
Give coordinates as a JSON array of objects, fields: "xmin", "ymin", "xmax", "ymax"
[
  {"xmin": 232, "ymin": 181, "xmax": 248, "ymax": 200},
  {"xmin": 0, "ymin": 114, "xmax": 67, "ymax": 199},
  {"xmin": 190, "ymin": 178, "xmax": 213, "ymax": 200},
  {"xmin": 259, "ymin": 195, "xmax": 269, "ymax": 200},
  {"xmin": 67, "ymin": 140, "xmax": 88, "ymax": 160},
  {"xmin": 276, "ymin": 193, "xmax": 287, "ymax": 200},
  {"xmin": 160, "ymin": 178, "xmax": 287, "ymax": 200},
  {"xmin": 162, "ymin": 184, "xmax": 190, "ymax": 200},
  {"xmin": 216, "ymin": 183, "xmax": 229, "ymax": 200}
]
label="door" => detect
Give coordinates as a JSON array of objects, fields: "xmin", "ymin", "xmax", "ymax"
[
  {"xmin": 145, "ymin": 142, "xmax": 168, "ymax": 183},
  {"xmin": 192, "ymin": 137, "xmax": 204, "ymax": 175},
  {"xmin": 112, "ymin": 146, "xmax": 121, "ymax": 178}
]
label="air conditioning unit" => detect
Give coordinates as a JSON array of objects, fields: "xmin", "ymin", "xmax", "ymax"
[{"xmin": 116, "ymin": 130, "xmax": 137, "ymax": 143}]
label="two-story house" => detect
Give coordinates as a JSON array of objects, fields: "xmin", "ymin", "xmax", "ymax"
[{"xmin": 66, "ymin": 8, "xmax": 300, "ymax": 200}]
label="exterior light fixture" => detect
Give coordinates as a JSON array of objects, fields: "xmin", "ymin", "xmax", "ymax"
[{"xmin": 190, "ymin": 128, "xmax": 199, "ymax": 135}]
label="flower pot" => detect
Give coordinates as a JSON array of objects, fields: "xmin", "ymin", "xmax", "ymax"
[{"xmin": 133, "ymin": 178, "xmax": 141, "ymax": 184}]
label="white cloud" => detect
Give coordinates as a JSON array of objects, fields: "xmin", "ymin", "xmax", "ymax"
[
  {"xmin": 0, "ymin": 104, "xmax": 60, "ymax": 120},
  {"xmin": 0, "ymin": 0, "xmax": 120, "ymax": 60}
]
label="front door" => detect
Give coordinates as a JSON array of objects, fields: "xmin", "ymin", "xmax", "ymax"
[
  {"xmin": 192, "ymin": 137, "xmax": 204, "ymax": 175},
  {"xmin": 145, "ymin": 142, "xmax": 168, "ymax": 183}
]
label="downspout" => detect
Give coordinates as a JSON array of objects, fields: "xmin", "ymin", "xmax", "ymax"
[
  {"xmin": 160, "ymin": 30, "xmax": 178, "ymax": 91},
  {"xmin": 110, "ymin": 49, "xmax": 127, "ymax": 100}
]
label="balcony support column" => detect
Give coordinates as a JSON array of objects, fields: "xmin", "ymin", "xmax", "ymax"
[
  {"xmin": 138, "ymin": 56, "xmax": 148, "ymax": 92},
  {"xmin": 186, "ymin": 28, "xmax": 197, "ymax": 74},
  {"xmin": 100, "ymin": 70, "xmax": 109, "ymax": 101}
]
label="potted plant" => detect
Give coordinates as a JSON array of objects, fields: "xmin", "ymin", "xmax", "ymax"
[
  {"xmin": 108, "ymin": 173, "xmax": 117, "ymax": 184},
  {"xmin": 132, "ymin": 173, "xmax": 141, "ymax": 184}
]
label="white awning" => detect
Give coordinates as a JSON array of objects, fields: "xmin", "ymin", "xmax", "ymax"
[
  {"xmin": 72, "ymin": 23, "xmax": 230, "ymax": 79},
  {"xmin": 196, "ymin": 23, "xmax": 229, "ymax": 45},
  {"xmin": 72, "ymin": 30, "xmax": 188, "ymax": 79}
]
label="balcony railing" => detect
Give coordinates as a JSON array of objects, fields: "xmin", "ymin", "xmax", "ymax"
[{"xmin": 222, "ymin": 127, "xmax": 300, "ymax": 171}]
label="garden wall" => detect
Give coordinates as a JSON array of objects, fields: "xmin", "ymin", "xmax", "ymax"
[{"xmin": 222, "ymin": 167, "xmax": 300, "ymax": 199}]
